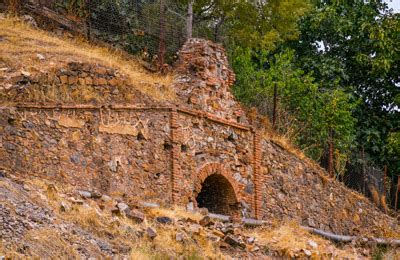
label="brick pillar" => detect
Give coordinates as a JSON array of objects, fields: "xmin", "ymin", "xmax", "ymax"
[
  {"xmin": 170, "ymin": 109, "xmax": 182, "ymax": 204},
  {"xmin": 253, "ymin": 130, "xmax": 263, "ymax": 219}
]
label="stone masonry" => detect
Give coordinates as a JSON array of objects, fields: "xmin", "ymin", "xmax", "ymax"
[{"xmin": 0, "ymin": 38, "xmax": 398, "ymax": 236}]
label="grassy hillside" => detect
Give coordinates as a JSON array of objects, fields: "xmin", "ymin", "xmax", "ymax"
[{"xmin": 0, "ymin": 16, "xmax": 175, "ymax": 102}]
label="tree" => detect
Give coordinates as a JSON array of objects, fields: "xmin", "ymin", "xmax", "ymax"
[
  {"xmin": 291, "ymin": 0, "xmax": 400, "ymax": 177},
  {"xmin": 186, "ymin": 0, "xmax": 312, "ymax": 49},
  {"xmin": 232, "ymin": 48, "xmax": 356, "ymax": 171}
]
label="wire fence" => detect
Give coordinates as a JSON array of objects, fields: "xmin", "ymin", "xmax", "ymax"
[
  {"xmin": 3, "ymin": 0, "xmax": 400, "ymax": 211},
  {"xmin": 86, "ymin": 0, "xmax": 187, "ymax": 65},
  {"xmin": 343, "ymin": 157, "xmax": 400, "ymax": 210},
  {"xmin": 4, "ymin": 0, "xmax": 192, "ymax": 70}
]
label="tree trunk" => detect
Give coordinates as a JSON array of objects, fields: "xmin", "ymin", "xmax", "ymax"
[
  {"xmin": 85, "ymin": 0, "xmax": 91, "ymax": 40},
  {"xmin": 186, "ymin": 0, "xmax": 193, "ymax": 39},
  {"xmin": 157, "ymin": 0, "xmax": 166, "ymax": 71},
  {"xmin": 272, "ymin": 83, "xmax": 278, "ymax": 129},
  {"xmin": 328, "ymin": 129, "xmax": 334, "ymax": 177},
  {"xmin": 395, "ymin": 176, "xmax": 399, "ymax": 211}
]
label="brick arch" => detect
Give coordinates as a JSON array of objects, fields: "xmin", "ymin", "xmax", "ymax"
[{"xmin": 193, "ymin": 162, "xmax": 242, "ymax": 204}]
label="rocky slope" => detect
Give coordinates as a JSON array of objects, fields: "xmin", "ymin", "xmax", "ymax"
[{"xmin": 2, "ymin": 171, "xmax": 398, "ymax": 259}]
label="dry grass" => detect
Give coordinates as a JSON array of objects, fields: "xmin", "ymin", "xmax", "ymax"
[
  {"xmin": 0, "ymin": 242, "xmax": 25, "ymax": 258},
  {"xmin": 145, "ymin": 205, "xmax": 203, "ymax": 222},
  {"xmin": 140, "ymin": 206, "xmax": 223, "ymax": 258},
  {"xmin": 23, "ymin": 179, "xmax": 220, "ymax": 258},
  {"xmin": 380, "ymin": 195, "xmax": 389, "ymax": 214},
  {"xmin": 0, "ymin": 17, "xmax": 175, "ymax": 101},
  {"xmin": 369, "ymin": 184, "xmax": 381, "ymax": 208},
  {"xmin": 23, "ymin": 228, "xmax": 80, "ymax": 258},
  {"xmin": 248, "ymin": 106, "xmax": 326, "ymax": 175},
  {"xmin": 248, "ymin": 221, "xmax": 358, "ymax": 258},
  {"xmin": 131, "ymin": 226, "xmax": 224, "ymax": 259}
]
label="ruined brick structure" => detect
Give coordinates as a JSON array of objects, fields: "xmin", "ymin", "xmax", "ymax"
[{"xmin": 1, "ymin": 39, "xmax": 398, "ymax": 236}]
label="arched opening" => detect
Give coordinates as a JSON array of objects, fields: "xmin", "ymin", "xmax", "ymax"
[{"xmin": 196, "ymin": 174, "xmax": 238, "ymax": 215}]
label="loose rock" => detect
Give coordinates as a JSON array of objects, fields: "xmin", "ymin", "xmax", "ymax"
[
  {"xmin": 126, "ymin": 210, "xmax": 145, "ymax": 224},
  {"xmin": 224, "ymin": 235, "xmax": 246, "ymax": 249},
  {"xmin": 146, "ymin": 227, "xmax": 157, "ymax": 239},
  {"xmin": 78, "ymin": 190, "xmax": 92, "ymax": 199},
  {"xmin": 156, "ymin": 216, "xmax": 173, "ymax": 225}
]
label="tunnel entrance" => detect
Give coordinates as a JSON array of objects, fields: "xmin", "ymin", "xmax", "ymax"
[{"xmin": 196, "ymin": 174, "xmax": 238, "ymax": 215}]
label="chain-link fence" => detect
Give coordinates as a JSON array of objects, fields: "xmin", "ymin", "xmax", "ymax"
[
  {"xmin": 4, "ymin": 0, "xmax": 193, "ymax": 70},
  {"xmin": 3, "ymin": 0, "xmax": 399, "ymax": 211},
  {"xmin": 86, "ymin": 0, "xmax": 187, "ymax": 65},
  {"xmin": 343, "ymin": 156, "xmax": 400, "ymax": 211}
]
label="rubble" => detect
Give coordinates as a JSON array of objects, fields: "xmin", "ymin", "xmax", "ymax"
[{"xmin": 0, "ymin": 175, "xmax": 397, "ymax": 258}]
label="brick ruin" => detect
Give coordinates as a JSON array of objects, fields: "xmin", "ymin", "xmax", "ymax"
[{"xmin": 1, "ymin": 39, "xmax": 399, "ymax": 236}]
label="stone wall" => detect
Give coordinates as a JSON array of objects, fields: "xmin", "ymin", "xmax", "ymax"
[
  {"xmin": 0, "ymin": 38, "xmax": 398, "ymax": 236},
  {"xmin": 0, "ymin": 107, "xmax": 173, "ymax": 204},
  {"xmin": 260, "ymin": 139, "xmax": 399, "ymax": 236},
  {"xmin": 173, "ymin": 38, "xmax": 247, "ymax": 124},
  {"xmin": 2, "ymin": 61, "xmax": 156, "ymax": 106},
  {"xmin": 174, "ymin": 112, "xmax": 255, "ymax": 217}
]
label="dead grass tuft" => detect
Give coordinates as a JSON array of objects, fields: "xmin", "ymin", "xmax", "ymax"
[
  {"xmin": 380, "ymin": 195, "xmax": 389, "ymax": 214},
  {"xmin": 369, "ymin": 184, "xmax": 381, "ymax": 208},
  {"xmin": 0, "ymin": 241, "xmax": 25, "ymax": 258}
]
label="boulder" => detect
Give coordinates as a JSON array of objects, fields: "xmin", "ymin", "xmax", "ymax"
[
  {"xmin": 156, "ymin": 216, "xmax": 173, "ymax": 225},
  {"xmin": 224, "ymin": 235, "xmax": 246, "ymax": 249},
  {"xmin": 126, "ymin": 210, "xmax": 145, "ymax": 224},
  {"xmin": 117, "ymin": 203, "xmax": 129, "ymax": 214},
  {"xmin": 146, "ymin": 227, "xmax": 157, "ymax": 239},
  {"xmin": 77, "ymin": 190, "xmax": 91, "ymax": 199},
  {"xmin": 199, "ymin": 216, "xmax": 213, "ymax": 227},
  {"xmin": 175, "ymin": 232, "xmax": 184, "ymax": 242}
]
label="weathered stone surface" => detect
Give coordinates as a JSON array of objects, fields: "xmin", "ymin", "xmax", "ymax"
[
  {"xmin": 0, "ymin": 38, "xmax": 398, "ymax": 239},
  {"xmin": 117, "ymin": 203, "xmax": 129, "ymax": 214},
  {"xmin": 224, "ymin": 235, "xmax": 246, "ymax": 249},
  {"xmin": 199, "ymin": 216, "xmax": 213, "ymax": 227},
  {"xmin": 175, "ymin": 232, "xmax": 184, "ymax": 242},
  {"xmin": 78, "ymin": 190, "xmax": 92, "ymax": 199},
  {"xmin": 156, "ymin": 216, "xmax": 173, "ymax": 225},
  {"xmin": 126, "ymin": 210, "xmax": 145, "ymax": 224},
  {"xmin": 146, "ymin": 227, "xmax": 157, "ymax": 239},
  {"xmin": 60, "ymin": 201, "xmax": 70, "ymax": 212}
]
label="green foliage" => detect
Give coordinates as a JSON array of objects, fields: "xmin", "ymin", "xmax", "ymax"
[
  {"xmin": 232, "ymin": 48, "xmax": 356, "ymax": 168},
  {"xmin": 190, "ymin": 0, "xmax": 312, "ymax": 50},
  {"xmin": 290, "ymin": 0, "xmax": 400, "ymax": 177},
  {"xmin": 388, "ymin": 132, "xmax": 400, "ymax": 156},
  {"xmin": 387, "ymin": 132, "xmax": 400, "ymax": 171}
]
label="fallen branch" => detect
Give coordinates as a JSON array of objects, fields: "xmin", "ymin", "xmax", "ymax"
[
  {"xmin": 302, "ymin": 226, "xmax": 400, "ymax": 246},
  {"xmin": 208, "ymin": 213, "xmax": 400, "ymax": 246}
]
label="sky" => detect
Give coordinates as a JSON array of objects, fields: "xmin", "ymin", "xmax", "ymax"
[{"xmin": 385, "ymin": 0, "xmax": 400, "ymax": 12}]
